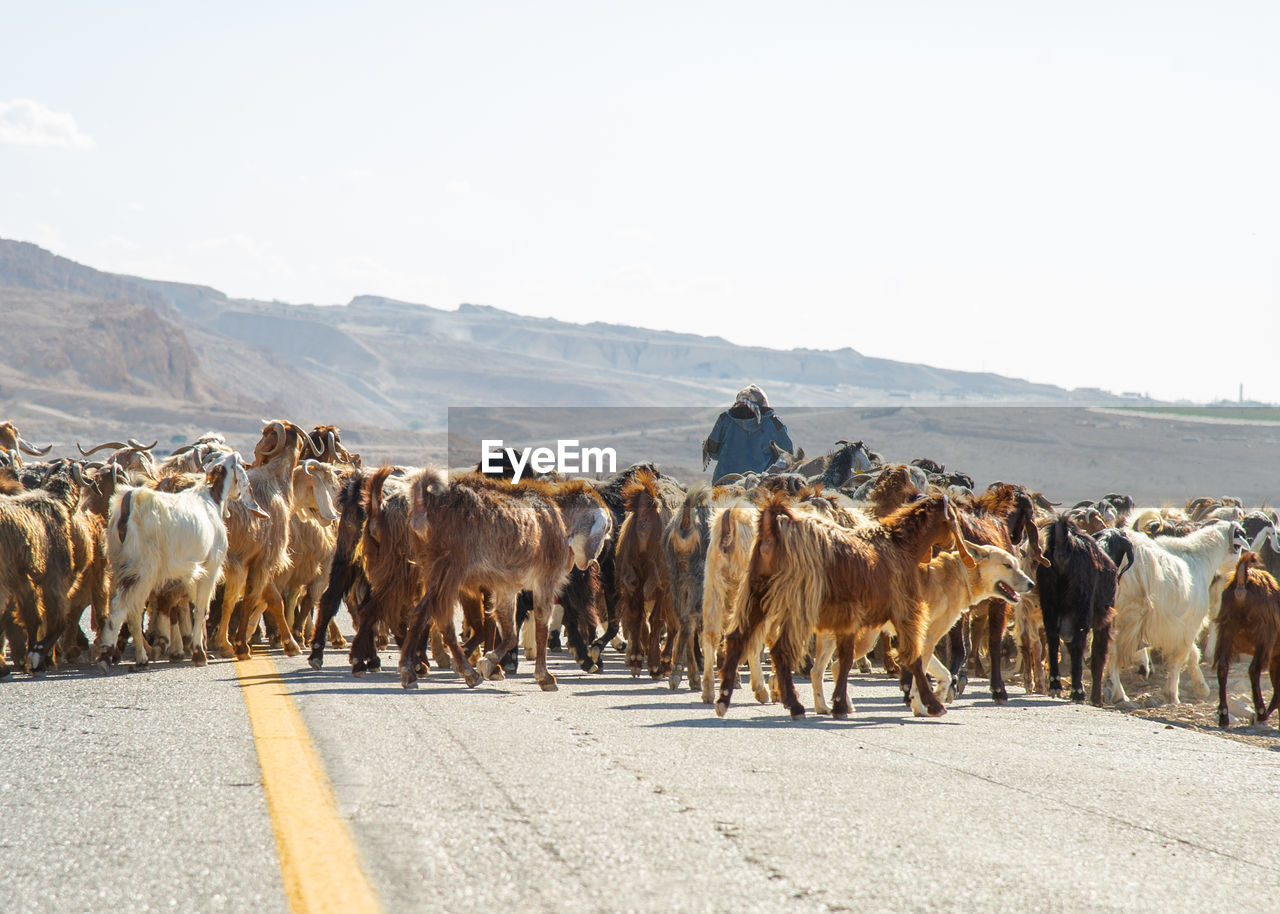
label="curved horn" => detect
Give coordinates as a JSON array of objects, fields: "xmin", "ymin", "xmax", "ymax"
[
  {"xmin": 302, "ymin": 458, "xmax": 322, "ymax": 477},
  {"xmin": 168, "ymin": 444, "xmax": 195, "ymax": 456},
  {"xmin": 70, "ymin": 462, "xmax": 86, "ymax": 486},
  {"xmin": 78, "ymin": 441, "xmax": 127, "ymax": 456},
  {"xmin": 298, "ymin": 424, "xmax": 323, "ymax": 457},
  {"xmin": 18, "ymin": 437, "xmax": 53, "ymax": 456},
  {"xmin": 127, "ymin": 438, "xmax": 158, "ymax": 451},
  {"xmin": 326, "ymin": 430, "xmax": 336, "ymax": 456}
]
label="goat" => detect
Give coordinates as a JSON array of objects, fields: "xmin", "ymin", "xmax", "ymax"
[
  {"xmin": 811, "ymin": 539, "xmax": 1034, "ymax": 716},
  {"xmin": 614, "ymin": 468, "xmax": 685, "ymax": 678},
  {"xmin": 0, "ymin": 462, "xmax": 81, "ymax": 674},
  {"xmin": 278, "ymin": 460, "xmax": 345, "ymax": 649},
  {"xmin": 99, "ymin": 453, "xmax": 263, "ymax": 668},
  {"xmin": 1104, "ymin": 521, "xmax": 1251, "ymax": 705},
  {"xmin": 584, "ymin": 463, "xmax": 673, "ymax": 671},
  {"xmin": 948, "ymin": 483, "xmax": 1048, "ymax": 703},
  {"xmin": 716, "ymin": 492, "xmax": 974, "ymax": 720},
  {"xmin": 0, "ymin": 421, "xmax": 53, "ymax": 468},
  {"xmin": 344, "ymin": 465, "xmax": 426, "ymax": 675},
  {"xmin": 307, "ymin": 467, "xmax": 376, "ymax": 671},
  {"xmin": 399, "ymin": 471, "xmax": 612, "ymax": 691},
  {"xmin": 213, "ymin": 420, "xmax": 321, "ymax": 659},
  {"xmin": 700, "ymin": 499, "xmax": 772, "ymax": 706},
  {"xmin": 663, "ymin": 484, "xmax": 738, "ymax": 691},
  {"xmin": 1036, "ymin": 516, "xmax": 1126, "ymax": 705},
  {"xmin": 1214, "ymin": 552, "xmax": 1280, "ymax": 727},
  {"xmin": 78, "ymin": 439, "xmax": 160, "ymax": 481}
]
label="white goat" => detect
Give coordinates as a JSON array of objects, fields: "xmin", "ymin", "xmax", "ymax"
[
  {"xmin": 1104, "ymin": 521, "xmax": 1251, "ymax": 705},
  {"xmin": 98, "ymin": 452, "xmax": 266, "ymax": 668}
]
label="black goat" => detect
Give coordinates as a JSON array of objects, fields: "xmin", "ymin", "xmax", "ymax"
[{"xmin": 1037, "ymin": 515, "xmax": 1120, "ymax": 705}]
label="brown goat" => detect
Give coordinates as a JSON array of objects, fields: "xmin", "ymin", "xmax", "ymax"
[
  {"xmin": 279, "ymin": 460, "xmax": 346, "ymax": 649},
  {"xmin": 0, "ymin": 463, "xmax": 81, "ymax": 674},
  {"xmin": 346, "ymin": 464, "xmax": 427, "ymax": 675},
  {"xmin": 614, "ymin": 469, "xmax": 685, "ymax": 678},
  {"xmin": 717, "ymin": 492, "xmax": 974, "ymax": 720},
  {"xmin": 951, "ymin": 483, "xmax": 1048, "ymax": 703},
  {"xmin": 1215, "ymin": 552, "xmax": 1280, "ymax": 728},
  {"xmin": 0, "ymin": 422, "xmax": 53, "ymax": 469},
  {"xmin": 214, "ymin": 420, "xmax": 320, "ymax": 659},
  {"xmin": 399, "ymin": 471, "xmax": 612, "ymax": 691}
]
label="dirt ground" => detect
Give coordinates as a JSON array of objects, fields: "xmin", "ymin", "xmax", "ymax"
[{"xmin": 998, "ymin": 657, "xmax": 1280, "ymax": 752}]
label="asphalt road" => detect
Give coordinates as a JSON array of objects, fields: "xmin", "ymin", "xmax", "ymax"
[{"xmin": 3, "ymin": 643, "xmax": 1280, "ymax": 913}]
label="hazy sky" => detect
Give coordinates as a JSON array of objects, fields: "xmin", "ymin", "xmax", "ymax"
[{"xmin": 3, "ymin": 2, "xmax": 1277, "ymax": 403}]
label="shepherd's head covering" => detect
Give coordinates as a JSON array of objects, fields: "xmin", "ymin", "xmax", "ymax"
[{"xmin": 734, "ymin": 385, "xmax": 770, "ymax": 424}]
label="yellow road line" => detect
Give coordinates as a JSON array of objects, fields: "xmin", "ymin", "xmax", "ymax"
[{"xmin": 236, "ymin": 655, "xmax": 384, "ymax": 914}]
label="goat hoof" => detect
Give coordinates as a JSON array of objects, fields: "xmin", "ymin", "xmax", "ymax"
[
  {"xmin": 714, "ymin": 699, "xmax": 730, "ymax": 718},
  {"xmin": 463, "ymin": 670, "xmax": 483, "ymax": 688},
  {"xmin": 25, "ymin": 652, "xmax": 42, "ymax": 672},
  {"xmin": 832, "ymin": 707, "xmax": 850, "ymax": 721},
  {"xmin": 1070, "ymin": 689, "xmax": 1086, "ymax": 704},
  {"xmin": 476, "ymin": 656, "xmax": 497, "ymax": 679},
  {"xmin": 538, "ymin": 676, "xmax": 558, "ymax": 692},
  {"xmin": 191, "ymin": 649, "xmax": 207, "ymax": 667},
  {"xmin": 216, "ymin": 644, "xmax": 237, "ymax": 660},
  {"xmin": 96, "ymin": 659, "xmax": 112, "ymax": 674},
  {"xmin": 856, "ymin": 658, "xmax": 871, "ymax": 674},
  {"xmin": 1219, "ymin": 713, "xmax": 1230, "ymax": 728},
  {"xmin": 282, "ymin": 641, "xmax": 301, "ymax": 657},
  {"xmin": 307, "ymin": 650, "xmax": 323, "ymax": 670},
  {"xmin": 488, "ymin": 667, "xmax": 506, "ymax": 681},
  {"xmin": 928, "ymin": 703, "xmax": 947, "ymax": 718},
  {"xmin": 789, "ymin": 707, "xmax": 806, "ymax": 720},
  {"xmin": 400, "ymin": 669, "xmax": 418, "ymax": 689},
  {"xmin": 1048, "ymin": 687, "xmax": 1062, "ymax": 699},
  {"xmin": 667, "ymin": 672, "xmax": 681, "ymax": 691},
  {"xmin": 991, "ymin": 686, "xmax": 1008, "ymax": 704},
  {"xmin": 366, "ymin": 654, "xmax": 382, "ymax": 673},
  {"xmin": 547, "ymin": 632, "xmax": 561, "ymax": 650},
  {"xmin": 351, "ymin": 662, "xmax": 367, "ymax": 677}
]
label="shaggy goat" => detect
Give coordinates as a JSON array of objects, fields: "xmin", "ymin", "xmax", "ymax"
[
  {"xmin": 716, "ymin": 492, "xmax": 974, "ymax": 720},
  {"xmin": 1214, "ymin": 552, "xmax": 1280, "ymax": 728},
  {"xmin": 1104, "ymin": 521, "xmax": 1251, "ymax": 705},
  {"xmin": 0, "ymin": 463, "xmax": 81, "ymax": 674},
  {"xmin": 214, "ymin": 420, "xmax": 321, "ymax": 659},
  {"xmin": 99, "ymin": 453, "xmax": 262, "ymax": 668},
  {"xmin": 614, "ymin": 469, "xmax": 685, "ymax": 678},
  {"xmin": 399, "ymin": 471, "xmax": 611, "ymax": 691}
]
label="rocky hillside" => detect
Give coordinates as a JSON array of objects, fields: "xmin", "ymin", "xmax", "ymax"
[{"xmin": 0, "ymin": 238, "xmax": 1128, "ymax": 441}]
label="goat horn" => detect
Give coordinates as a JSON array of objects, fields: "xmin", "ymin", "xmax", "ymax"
[
  {"xmin": 169, "ymin": 444, "xmax": 195, "ymax": 456},
  {"xmin": 18, "ymin": 437, "xmax": 53, "ymax": 456},
  {"xmin": 326, "ymin": 430, "xmax": 336, "ymax": 455},
  {"xmin": 78, "ymin": 441, "xmax": 126, "ymax": 456},
  {"xmin": 303, "ymin": 458, "xmax": 321, "ymax": 477},
  {"xmin": 127, "ymin": 438, "xmax": 158, "ymax": 451},
  {"xmin": 70, "ymin": 462, "xmax": 86, "ymax": 486},
  {"xmin": 299, "ymin": 425, "xmax": 323, "ymax": 458}
]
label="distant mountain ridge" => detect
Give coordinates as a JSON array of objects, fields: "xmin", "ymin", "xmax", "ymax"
[{"xmin": 0, "ymin": 237, "xmax": 1129, "ymax": 434}]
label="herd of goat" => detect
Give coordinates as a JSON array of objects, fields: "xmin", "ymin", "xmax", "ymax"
[{"xmin": 2, "ymin": 421, "xmax": 1280, "ymax": 731}]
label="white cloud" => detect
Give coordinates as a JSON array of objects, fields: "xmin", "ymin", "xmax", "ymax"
[{"xmin": 0, "ymin": 98, "xmax": 94, "ymax": 149}]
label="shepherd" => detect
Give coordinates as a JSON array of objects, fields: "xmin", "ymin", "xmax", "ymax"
[{"xmin": 701, "ymin": 385, "xmax": 794, "ymax": 483}]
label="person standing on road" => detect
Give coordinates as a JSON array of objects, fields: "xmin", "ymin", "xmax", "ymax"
[{"xmin": 701, "ymin": 385, "xmax": 794, "ymax": 483}]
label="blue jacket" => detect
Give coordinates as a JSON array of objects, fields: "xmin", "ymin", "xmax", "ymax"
[{"xmin": 704, "ymin": 409, "xmax": 793, "ymax": 483}]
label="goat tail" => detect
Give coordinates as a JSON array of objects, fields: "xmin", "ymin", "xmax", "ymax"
[
  {"xmin": 365, "ymin": 464, "xmax": 398, "ymax": 545},
  {"xmin": 407, "ymin": 466, "xmax": 448, "ymax": 537}
]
